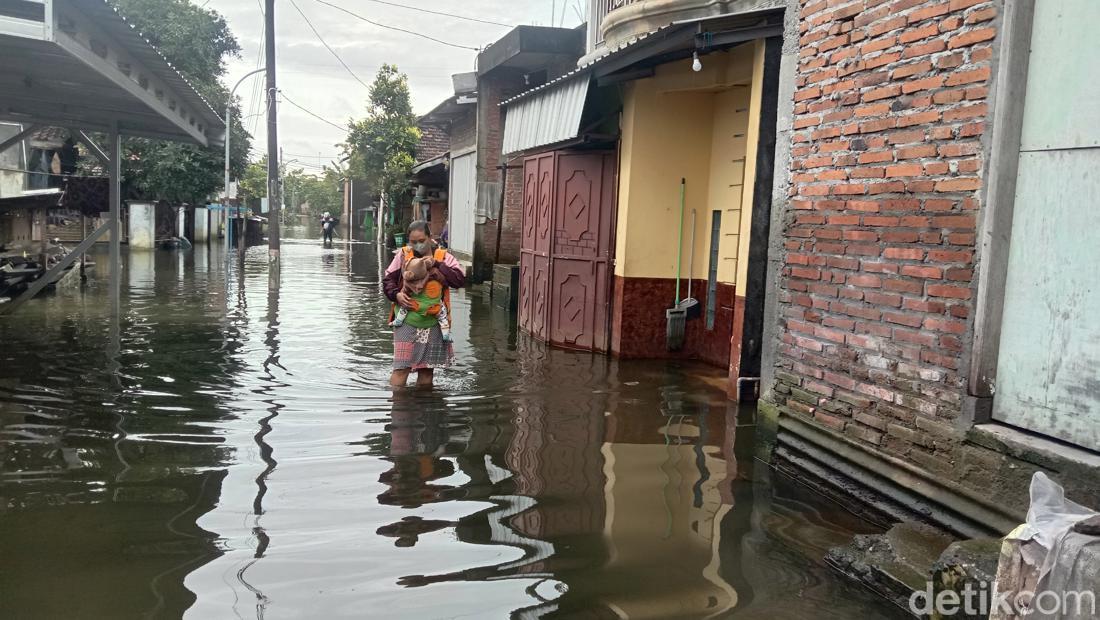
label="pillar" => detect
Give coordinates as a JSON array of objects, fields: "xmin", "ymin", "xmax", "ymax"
[
  {"xmin": 127, "ymin": 201, "xmax": 157, "ymax": 249},
  {"xmin": 194, "ymin": 207, "xmax": 209, "ymax": 242},
  {"xmin": 177, "ymin": 207, "xmax": 186, "ymax": 239}
]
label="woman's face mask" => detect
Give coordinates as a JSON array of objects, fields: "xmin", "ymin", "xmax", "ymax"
[{"xmin": 411, "ymin": 241, "xmax": 432, "ymax": 258}]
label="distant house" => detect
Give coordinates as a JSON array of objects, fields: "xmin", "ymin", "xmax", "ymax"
[{"xmin": 418, "ymin": 26, "xmax": 585, "ymax": 281}]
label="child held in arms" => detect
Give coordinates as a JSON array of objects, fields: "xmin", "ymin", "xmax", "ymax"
[{"xmin": 389, "ymin": 242, "xmax": 452, "ymax": 342}]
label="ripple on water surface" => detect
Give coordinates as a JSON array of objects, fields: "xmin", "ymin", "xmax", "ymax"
[{"xmin": 0, "ymin": 235, "xmax": 903, "ymax": 619}]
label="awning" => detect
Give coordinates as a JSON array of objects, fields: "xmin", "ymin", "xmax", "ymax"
[
  {"xmin": 502, "ymin": 75, "xmax": 590, "ymax": 155},
  {"xmin": 499, "ymin": 5, "xmax": 784, "ymax": 156},
  {"xmin": 0, "ymin": 0, "xmax": 225, "ymax": 146}
]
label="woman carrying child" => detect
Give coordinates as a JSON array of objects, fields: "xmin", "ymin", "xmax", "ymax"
[{"xmin": 383, "ymin": 221, "xmax": 466, "ymax": 387}]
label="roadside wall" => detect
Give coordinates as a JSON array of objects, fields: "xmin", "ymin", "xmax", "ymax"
[{"xmin": 766, "ymin": 0, "xmax": 1000, "ymax": 488}]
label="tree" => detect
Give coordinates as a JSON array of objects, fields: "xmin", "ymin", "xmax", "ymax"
[
  {"xmin": 344, "ymin": 65, "xmax": 419, "ymax": 209},
  {"xmin": 237, "ymin": 158, "xmax": 268, "ymax": 209},
  {"xmin": 285, "ymin": 168, "xmax": 343, "ymax": 219},
  {"xmin": 109, "ymin": 0, "xmax": 250, "ymax": 204}
]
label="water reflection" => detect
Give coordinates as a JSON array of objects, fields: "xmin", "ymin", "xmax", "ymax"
[{"xmin": 0, "ymin": 229, "xmax": 902, "ymax": 619}]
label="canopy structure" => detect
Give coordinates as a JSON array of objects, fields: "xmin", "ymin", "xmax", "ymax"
[
  {"xmin": 0, "ymin": 0, "xmax": 224, "ymax": 146},
  {"xmin": 500, "ymin": 6, "xmax": 784, "ymax": 155},
  {"xmin": 0, "ymin": 0, "xmax": 226, "ymax": 315}
]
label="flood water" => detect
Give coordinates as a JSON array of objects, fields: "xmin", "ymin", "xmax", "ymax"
[{"xmin": 0, "ymin": 230, "xmax": 904, "ymax": 619}]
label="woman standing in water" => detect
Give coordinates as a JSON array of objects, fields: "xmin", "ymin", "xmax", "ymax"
[{"xmin": 383, "ymin": 221, "xmax": 466, "ymax": 387}]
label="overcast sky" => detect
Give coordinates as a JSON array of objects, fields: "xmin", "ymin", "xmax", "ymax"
[{"xmin": 201, "ymin": 0, "xmax": 585, "ymax": 173}]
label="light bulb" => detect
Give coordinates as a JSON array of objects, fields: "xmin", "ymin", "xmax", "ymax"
[{"xmin": 692, "ymin": 52, "xmax": 703, "ymax": 72}]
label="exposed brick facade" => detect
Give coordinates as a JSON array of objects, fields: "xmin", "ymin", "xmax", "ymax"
[
  {"xmin": 475, "ymin": 72, "xmax": 526, "ymax": 270},
  {"xmin": 771, "ymin": 0, "xmax": 996, "ymax": 476},
  {"xmin": 415, "ymin": 120, "xmax": 449, "ymax": 163}
]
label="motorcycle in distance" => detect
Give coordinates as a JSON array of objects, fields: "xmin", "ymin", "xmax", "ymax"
[{"xmin": 320, "ymin": 212, "xmax": 339, "ymax": 245}]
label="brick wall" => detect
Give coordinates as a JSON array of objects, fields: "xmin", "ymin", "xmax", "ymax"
[
  {"xmin": 416, "ymin": 120, "xmax": 449, "ymax": 162},
  {"xmin": 451, "ymin": 108, "xmax": 476, "ymax": 153},
  {"xmin": 770, "ymin": 0, "xmax": 997, "ymax": 475},
  {"xmin": 476, "ymin": 73, "xmax": 526, "ymax": 267}
]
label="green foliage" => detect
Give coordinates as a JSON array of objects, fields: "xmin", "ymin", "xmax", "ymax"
[
  {"xmin": 344, "ymin": 65, "xmax": 420, "ymax": 203},
  {"xmin": 284, "ymin": 168, "xmax": 343, "ymax": 218},
  {"xmin": 109, "ymin": 0, "xmax": 250, "ymax": 204},
  {"xmin": 237, "ymin": 158, "xmax": 268, "ymax": 208}
]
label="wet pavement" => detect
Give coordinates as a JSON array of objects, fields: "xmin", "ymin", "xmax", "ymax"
[{"xmin": 0, "ymin": 230, "xmax": 905, "ymax": 619}]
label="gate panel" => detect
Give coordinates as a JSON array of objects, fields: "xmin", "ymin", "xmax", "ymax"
[
  {"xmin": 550, "ymin": 258, "xmax": 595, "ymax": 349},
  {"xmin": 549, "ymin": 153, "xmax": 614, "ymax": 351},
  {"xmin": 520, "ymin": 153, "xmax": 554, "ymax": 341},
  {"xmin": 519, "ymin": 151, "xmax": 615, "ymax": 351}
]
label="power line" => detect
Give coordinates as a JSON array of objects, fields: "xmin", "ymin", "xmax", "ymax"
[
  {"xmin": 279, "ymin": 91, "xmax": 347, "ymax": 132},
  {"xmin": 313, "ymin": 0, "xmax": 481, "ymax": 51},
  {"xmin": 288, "ymin": 0, "xmax": 371, "ymax": 89},
  {"xmin": 336, "ymin": 0, "xmax": 511, "ymax": 27}
]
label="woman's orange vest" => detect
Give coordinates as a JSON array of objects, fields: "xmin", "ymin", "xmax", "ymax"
[{"xmin": 389, "ymin": 246, "xmax": 454, "ymax": 325}]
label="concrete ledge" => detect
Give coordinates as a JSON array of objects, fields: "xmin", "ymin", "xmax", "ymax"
[
  {"xmin": 970, "ymin": 423, "xmax": 1100, "ymax": 472},
  {"xmin": 775, "ymin": 410, "xmax": 1019, "ymax": 538}
]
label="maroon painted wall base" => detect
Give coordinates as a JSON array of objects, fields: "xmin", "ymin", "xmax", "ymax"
[{"xmin": 611, "ymin": 275, "xmax": 739, "ymax": 369}]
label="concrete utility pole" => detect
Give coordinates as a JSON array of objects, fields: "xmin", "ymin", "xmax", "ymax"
[{"xmin": 265, "ymin": 0, "xmax": 280, "ymax": 267}]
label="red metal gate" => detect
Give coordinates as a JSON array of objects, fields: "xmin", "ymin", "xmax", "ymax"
[{"xmin": 519, "ymin": 151, "xmax": 616, "ymax": 352}]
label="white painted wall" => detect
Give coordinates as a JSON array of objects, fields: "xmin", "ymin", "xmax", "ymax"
[
  {"xmin": 993, "ymin": 0, "xmax": 1100, "ymax": 450},
  {"xmin": 449, "ymin": 152, "xmax": 477, "ymax": 257},
  {"xmin": 128, "ymin": 202, "xmax": 157, "ymax": 249}
]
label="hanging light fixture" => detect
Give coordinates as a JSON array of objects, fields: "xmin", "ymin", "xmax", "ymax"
[{"xmin": 692, "ymin": 51, "xmax": 703, "ymax": 72}]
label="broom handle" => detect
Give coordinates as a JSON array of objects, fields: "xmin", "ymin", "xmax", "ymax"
[
  {"xmin": 675, "ymin": 178, "xmax": 685, "ymax": 305},
  {"xmin": 688, "ymin": 209, "xmax": 695, "ymax": 300}
]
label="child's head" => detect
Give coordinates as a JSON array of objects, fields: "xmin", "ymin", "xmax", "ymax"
[{"xmin": 403, "ymin": 256, "xmax": 431, "ymax": 285}]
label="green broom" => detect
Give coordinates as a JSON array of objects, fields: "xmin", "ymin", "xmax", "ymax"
[{"xmin": 666, "ymin": 178, "xmax": 687, "ymax": 350}]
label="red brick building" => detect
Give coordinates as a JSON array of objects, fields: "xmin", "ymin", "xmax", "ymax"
[{"xmin": 761, "ymin": 0, "xmax": 1100, "ymax": 535}]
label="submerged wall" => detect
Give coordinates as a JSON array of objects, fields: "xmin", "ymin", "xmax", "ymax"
[{"xmin": 759, "ymin": 0, "xmax": 1100, "ymax": 530}]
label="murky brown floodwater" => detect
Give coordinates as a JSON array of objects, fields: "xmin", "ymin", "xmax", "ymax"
[{"xmin": 0, "ymin": 228, "xmax": 905, "ymax": 619}]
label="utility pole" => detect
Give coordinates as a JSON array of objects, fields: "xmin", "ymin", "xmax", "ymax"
[{"xmin": 265, "ymin": 0, "xmax": 280, "ymax": 268}]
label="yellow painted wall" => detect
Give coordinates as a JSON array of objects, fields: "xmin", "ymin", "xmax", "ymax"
[
  {"xmin": 615, "ymin": 43, "xmax": 762, "ymax": 288},
  {"xmin": 590, "ymin": 441, "xmax": 737, "ymax": 617},
  {"xmin": 707, "ymin": 87, "xmax": 750, "ymax": 285},
  {"xmin": 736, "ymin": 40, "xmax": 767, "ymax": 290},
  {"xmin": 615, "ymin": 80, "xmax": 715, "ymax": 281}
]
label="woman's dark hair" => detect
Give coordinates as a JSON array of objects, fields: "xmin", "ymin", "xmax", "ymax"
[{"xmin": 408, "ymin": 220, "xmax": 431, "ymax": 237}]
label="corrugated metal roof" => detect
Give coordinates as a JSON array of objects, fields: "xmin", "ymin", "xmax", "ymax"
[
  {"xmin": 502, "ymin": 76, "xmax": 590, "ymax": 155},
  {"xmin": 82, "ymin": 0, "xmax": 224, "ymax": 128},
  {"xmin": 499, "ymin": 24, "xmax": 677, "ymax": 109}
]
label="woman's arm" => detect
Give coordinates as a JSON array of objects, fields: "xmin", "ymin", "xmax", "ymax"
[
  {"xmin": 383, "ymin": 270, "xmax": 402, "ymax": 302},
  {"xmin": 383, "ymin": 252, "xmax": 404, "ymax": 302},
  {"xmin": 433, "ymin": 251, "xmax": 466, "ymax": 289}
]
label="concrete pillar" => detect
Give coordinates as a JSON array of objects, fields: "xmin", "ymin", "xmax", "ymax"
[
  {"xmin": 194, "ymin": 207, "xmax": 209, "ymax": 242},
  {"xmin": 128, "ymin": 201, "xmax": 157, "ymax": 249},
  {"xmin": 177, "ymin": 207, "xmax": 186, "ymax": 239}
]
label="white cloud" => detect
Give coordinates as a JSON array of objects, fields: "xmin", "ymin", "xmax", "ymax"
[{"xmin": 204, "ymin": 0, "xmax": 584, "ymax": 165}]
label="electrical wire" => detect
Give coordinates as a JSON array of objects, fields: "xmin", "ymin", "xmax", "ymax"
[
  {"xmin": 312, "ymin": 0, "xmax": 481, "ymax": 51},
  {"xmin": 288, "ymin": 0, "xmax": 371, "ymax": 89},
  {"xmin": 332, "ymin": 0, "xmax": 511, "ymax": 27},
  {"xmin": 279, "ymin": 91, "xmax": 347, "ymax": 132}
]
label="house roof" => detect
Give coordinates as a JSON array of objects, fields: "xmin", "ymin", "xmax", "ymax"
[{"xmin": 500, "ymin": 4, "xmax": 784, "ymax": 108}]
